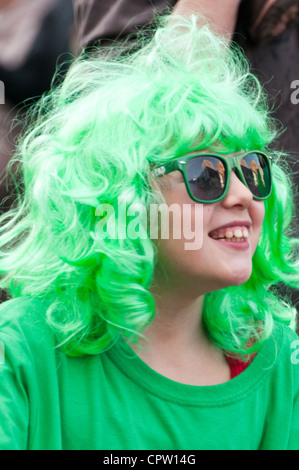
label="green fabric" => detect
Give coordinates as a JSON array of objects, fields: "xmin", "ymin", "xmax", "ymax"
[{"xmin": 0, "ymin": 297, "xmax": 299, "ymax": 450}]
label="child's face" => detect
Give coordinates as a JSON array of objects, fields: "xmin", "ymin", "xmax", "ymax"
[{"xmin": 154, "ymin": 166, "xmax": 265, "ymax": 294}]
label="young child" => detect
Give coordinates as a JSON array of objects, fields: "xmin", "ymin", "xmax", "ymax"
[{"xmin": 0, "ymin": 14, "xmax": 298, "ymax": 450}]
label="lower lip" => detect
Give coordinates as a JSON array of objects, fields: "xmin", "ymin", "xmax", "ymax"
[{"xmin": 210, "ymin": 238, "xmax": 249, "ymax": 250}]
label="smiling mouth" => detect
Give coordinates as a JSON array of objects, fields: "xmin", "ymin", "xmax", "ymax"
[{"xmin": 209, "ymin": 226, "xmax": 249, "ymax": 243}]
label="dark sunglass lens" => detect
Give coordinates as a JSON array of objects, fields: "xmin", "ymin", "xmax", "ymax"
[
  {"xmin": 240, "ymin": 153, "xmax": 271, "ymax": 198},
  {"xmin": 186, "ymin": 156, "xmax": 227, "ymax": 202}
]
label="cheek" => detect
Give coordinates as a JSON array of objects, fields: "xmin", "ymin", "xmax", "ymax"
[
  {"xmin": 255, "ymin": 202, "xmax": 265, "ymax": 229},
  {"xmin": 251, "ymin": 202, "xmax": 265, "ymax": 249},
  {"xmin": 153, "ymin": 202, "xmax": 205, "ymax": 275}
]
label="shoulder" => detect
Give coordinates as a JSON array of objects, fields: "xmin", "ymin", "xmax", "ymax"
[
  {"xmin": 0, "ymin": 296, "xmax": 56, "ymax": 360},
  {"xmin": 0, "ymin": 296, "xmax": 46, "ymax": 322},
  {"xmin": 269, "ymin": 321, "xmax": 298, "ymax": 360},
  {"xmin": 0, "ymin": 296, "xmax": 48, "ymax": 334},
  {"xmin": 270, "ymin": 321, "xmax": 299, "ymax": 383},
  {"xmin": 272, "ymin": 321, "xmax": 298, "ymax": 352},
  {"xmin": 250, "ymin": 321, "xmax": 299, "ymax": 382},
  {"xmin": 0, "ymin": 297, "xmax": 61, "ymax": 450}
]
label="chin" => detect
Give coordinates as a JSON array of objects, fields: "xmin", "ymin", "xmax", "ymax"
[
  {"xmin": 206, "ymin": 258, "xmax": 253, "ymax": 290},
  {"xmin": 225, "ymin": 267, "xmax": 252, "ymax": 287}
]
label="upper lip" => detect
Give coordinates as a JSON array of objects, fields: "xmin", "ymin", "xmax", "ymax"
[{"xmin": 209, "ymin": 221, "xmax": 251, "ymax": 234}]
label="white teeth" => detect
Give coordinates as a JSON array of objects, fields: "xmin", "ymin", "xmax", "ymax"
[
  {"xmin": 224, "ymin": 231, "xmax": 233, "ymax": 239},
  {"xmin": 210, "ymin": 225, "xmax": 250, "ymax": 241},
  {"xmin": 233, "ymin": 229, "xmax": 243, "ymax": 238},
  {"xmin": 221, "ymin": 236, "xmax": 243, "ymax": 242}
]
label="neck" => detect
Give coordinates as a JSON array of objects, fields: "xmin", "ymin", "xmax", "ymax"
[
  {"xmin": 129, "ymin": 286, "xmax": 230, "ymax": 386},
  {"xmin": 150, "ymin": 290, "xmax": 205, "ymax": 342},
  {"xmin": 135, "ymin": 277, "xmax": 208, "ymax": 356}
]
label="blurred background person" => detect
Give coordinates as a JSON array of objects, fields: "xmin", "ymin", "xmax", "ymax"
[
  {"xmin": 0, "ymin": 0, "xmax": 74, "ymax": 212},
  {"xmin": 72, "ymin": 0, "xmax": 299, "ymax": 183}
]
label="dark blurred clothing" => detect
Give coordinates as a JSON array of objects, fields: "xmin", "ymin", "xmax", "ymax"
[
  {"xmin": 0, "ymin": 0, "xmax": 74, "ymax": 208},
  {"xmin": 0, "ymin": 0, "xmax": 74, "ymax": 104},
  {"xmin": 72, "ymin": 0, "xmax": 174, "ymax": 52},
  {"xmin": 236, "ymin": 3, "xmax": 299, "ymax": 168}
]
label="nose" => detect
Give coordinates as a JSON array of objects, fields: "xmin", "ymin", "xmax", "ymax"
[{"xmin": 222, "ymin": 170, "xmax": 253, "ymax": 208}]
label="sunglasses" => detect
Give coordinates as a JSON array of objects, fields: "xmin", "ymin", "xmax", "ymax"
[{"xmin": 152, "ymin": 150, "xmax": 273, "ymax": 203}]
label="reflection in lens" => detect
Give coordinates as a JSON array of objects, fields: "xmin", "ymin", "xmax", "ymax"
[
  {"xmin": 241, "ymin": 153, "xmax": 270, "ymax": 198},
  {"xmin": 216, "ymin": 161, "xmax": 225, "ymax": 189},
  {"xmin": 186, "ymin": 157, "xmax": 226, "ymax": 201},
  {"xmin": 186, "ymin": 153, "xmax": 270, "ymax": 202}
]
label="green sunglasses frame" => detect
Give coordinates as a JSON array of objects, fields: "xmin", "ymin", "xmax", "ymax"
[{"xmin": 152, "ymin": 150, "xmax": 273, "ymax": 204}]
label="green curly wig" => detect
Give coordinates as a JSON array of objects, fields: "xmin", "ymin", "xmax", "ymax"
[{"xmin": 0, "ymin": 14, "xmax": 298, "ymax": 357}]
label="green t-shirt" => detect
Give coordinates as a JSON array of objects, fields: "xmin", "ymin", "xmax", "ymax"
[{"xmin": 0, "ymin": 296, "xmax": 299, "ymax": 450}]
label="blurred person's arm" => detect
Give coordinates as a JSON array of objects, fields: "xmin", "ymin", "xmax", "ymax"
[
  {"xmin": 72, "ymin": 0, "xmax": 243, "ymax": 52},
  {"xmin": 172, "ymin": 0, "xmax": 242, "ymax": 37}
]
